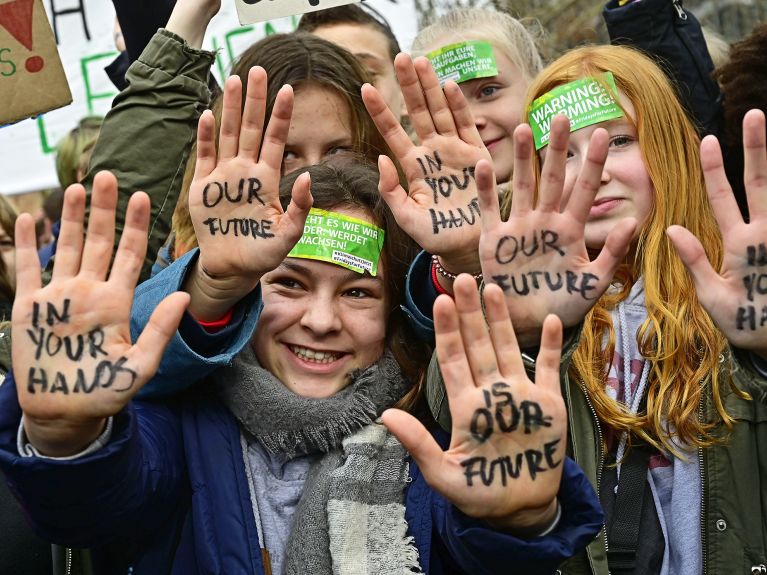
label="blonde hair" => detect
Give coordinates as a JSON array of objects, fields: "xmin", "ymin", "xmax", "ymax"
[
  {"xmin": 526, "ymin": 45, "xmax": 744, "ymax": 453},
  {"xmin": 411, "ymin": 8, "xmax": 543, "ymax": 83}
]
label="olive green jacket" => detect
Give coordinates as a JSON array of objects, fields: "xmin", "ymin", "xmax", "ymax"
[{"xmin": 427, "ymin": 331, "xmax": 767, "ymax": 574}]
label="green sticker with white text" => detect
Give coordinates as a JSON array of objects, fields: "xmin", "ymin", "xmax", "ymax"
[
  {"xmin": 426, "ymin": 41, "xmax": 498, "ymax": 85},
  {"xmin": 528, "ymin": 73, "xmax": 624, "ymax": 150},
  {"xmin": 288, "ymin": 208, "xmax": 385, "ymax": 276}
]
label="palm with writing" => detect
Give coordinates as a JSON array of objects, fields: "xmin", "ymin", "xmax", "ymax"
[
  {"xmin": 477, "ymin": 117, "xmax": 636, "ymax": 347},
  {"xmin": 12, "ymin": 172, "xmax": 189, "ymax": 457},
  {"xmin": 383, "ymin": 276, "xmax": 566, "ymax": 531},
  {"xmin": 668, "ymin": 109, "xmax": 767, "ymax": 355},
  {"xmin": 362, "ymin": 54, "xmax": 491, "ymax": 273},
  {"xmin": 187, "ymin": 67, "xmax": 312, "ymax": 319}
]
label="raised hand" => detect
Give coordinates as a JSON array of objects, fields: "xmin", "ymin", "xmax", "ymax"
[
  {"xmin": 12, "ymin": 172, "xmax": 189, "ymax": 457},
  {"xmin": 362, "ymin": 54, "xmax": 491, "ymax": 276},
  {"xmin": 667, "ymin": 109, "xmax": 767, "ymax": 356},
  {"xmin": 383, "ymin": 275, "xmax": 566, "ymax": 531},
  {"xmin": 186, "ymin": 67, "xmax": 312, "ymax": 320},
  {"xmin": 477, "ymin": 116, "xmax": 636, "ymax": 347}
]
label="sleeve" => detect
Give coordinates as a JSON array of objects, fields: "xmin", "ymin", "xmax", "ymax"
[
  {"xmin": 401, "ymin": 250, "xmax": 438, "ymax": 344},
  {"xmin": 131, "ymin": 249, "xmax": 262, "ymax": 398},
  {"xmin": 430, "ymin": 457, "xmax": 604, "ymax": 574},
  {"xmin": 603, "ymin": 0, "xmax": 722, "ymax": 138},
  {"xmin": 81, "ymin": 28, "xmax": 215, "ymax": 283},
  {"xmin": 0, "ymin": 370, "xmax": 188, "ymax": 548}
]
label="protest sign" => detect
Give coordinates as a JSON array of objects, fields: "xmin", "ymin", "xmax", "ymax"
[
  {"xmin": 0, "ymin": 0, "xmax": 416, "ymax": 195},
  {"xmin": 0, "ymin": 0, "xmax": 71, "ymax": 124},
  {"xmin": 236, "ymin": 0, "xmax": 361, "ymax": 25}
]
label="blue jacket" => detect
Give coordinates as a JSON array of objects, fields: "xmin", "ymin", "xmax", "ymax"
[{"xmin": 0, "ymin": 251, "xmax": 603, "ymax": 574}]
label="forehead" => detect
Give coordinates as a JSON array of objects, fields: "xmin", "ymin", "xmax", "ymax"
[
  {"xmin": 289, "ymin": 86, "xmax": 352, "ymax": 138},
  {"xmin": 311, "ymin": 23, "xmax": 393, "ymax": 63}
]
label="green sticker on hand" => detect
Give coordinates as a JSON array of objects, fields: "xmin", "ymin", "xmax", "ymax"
[
  {"xmin": 426, "ymin": 41, "xmax": 498, "ymax": 86},
  {"xmin": 528, "ymin": 73, "xmax": 625, "ymax": 150},
  {"xmin": 288, "ymin": 208, "xmax": 385, "ymax": 276}
]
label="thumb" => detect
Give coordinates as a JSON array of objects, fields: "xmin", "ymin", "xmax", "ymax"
[
  {"xmin": 382, "ymin": 408, "xmax": 445, "ymax": 488},
  {"xmin": 666, "ymin": 225, "xmax": 721, "ymax": 302},
  {"xmin": 131, "ymin": 291, "xmax": 190, "ymax": 386}
]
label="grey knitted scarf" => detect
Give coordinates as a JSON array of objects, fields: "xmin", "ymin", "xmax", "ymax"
[{"xmin": 214, "ymin": 346, "xmax": 423, "ymax": 575}]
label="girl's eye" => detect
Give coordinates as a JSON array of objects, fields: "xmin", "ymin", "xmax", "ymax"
[
  {"xmin": 344, "ymin": 287, "xmax": 371, "ymax": 299},
  {"xmin": 283, "ymin": 150, "xmax": 297, "ymax": 161},
  {"xmin": 479, "ymin": 85, "xmax": 500, "ymax": 98},
  {"xmin": 275, "ymin": 278, "xmax": 302, "ymax": 289},
  {"xmin": 609, "ymin": 135, "xmax": 634, "ymax": 148},
  {"xmin": 327, "ymin": 146, "xmax": 351, "ymax": 157}
]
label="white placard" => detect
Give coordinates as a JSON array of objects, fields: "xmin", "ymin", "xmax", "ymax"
[
  {"xmin": 0, "ymin": 0, "xmax": 417, "ymax": 195},
  {"xmin": 237, "ymin": 0, "xmax": 356, "ymax": 25}
]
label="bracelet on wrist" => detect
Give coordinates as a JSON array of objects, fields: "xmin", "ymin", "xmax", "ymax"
[{"xmin": 431, "ymin": 254, "xmax": 483, "ymax": 282}]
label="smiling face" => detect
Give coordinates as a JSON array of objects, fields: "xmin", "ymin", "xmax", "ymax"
[
  {"xmin": 283, "ymin": 84, "xmax": 354, "ymax": 173},
  {"xmin": 556, "ymin": 96, "xmax": 655, "ymax": 251},
  {"xmin": 252, "ymin": 207, "xmax": 388, "ymax": 398}
]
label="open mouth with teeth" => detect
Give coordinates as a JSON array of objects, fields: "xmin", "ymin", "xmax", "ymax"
[{"xmin": 289, "ymin": 345, "xmax": 343, "ymax": 364}]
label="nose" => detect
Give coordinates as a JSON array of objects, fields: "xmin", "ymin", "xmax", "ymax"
[{"xmin": 299, "ymin": 297, "xmax": 342, "ymax": 336}]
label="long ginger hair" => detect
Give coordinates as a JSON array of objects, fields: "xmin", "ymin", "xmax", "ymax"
[{"xmin": 525, "ymin": 45, "xmax": 744, "ymax": 453}]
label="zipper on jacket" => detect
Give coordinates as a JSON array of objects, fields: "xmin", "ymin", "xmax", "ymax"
[
  {"xmin": 578, "ymin": 381, "xmax": 610, "ymax": 568},
  {"xmin": 65, "ymin": 547, "xmax": 72, "ymax": 575},
  {"xmin": 672, "ymin": 0, "xmax": 688, "ymax": 20},
  {"xmin": 698, "ymin": 396, "xmax": 707, "ymax": 575}
]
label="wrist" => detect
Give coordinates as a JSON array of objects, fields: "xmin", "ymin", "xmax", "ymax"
[
  {"xmin": 431, "ymin": 255, "xmax": 482, "ymax": 294},
  {"xmin": 23, "ymin": 416, "xmax": 107, "ymax": 458},
  {"xmin": 486, "ymin": 498, "xmax": 560, "ymax": 537},
  {"xmin": 165, "ymin": 1, "xmax": 219, "ymax": 49},
  {"xmin": 184, "ymin": 261, "xmax": 259, "ymax": 321}
]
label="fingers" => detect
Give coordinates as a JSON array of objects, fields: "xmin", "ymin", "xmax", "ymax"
[
  {"xmin": 218, "ymin": 75, "xmax": 243, "ymax": 162},
  {"xmin": 194, "ymin": 111, "xmax": 217, "ymax": 181},
  {"xmin": 14, "ymin": 213, "xmax": 41, "ymax": 296},
  {"xmin": 109, "ymin": 192, "xmax": 151, "ymax": 290},
  {"xmin": 281, "ymin": 172, "xmax": 314, "ymax": 245},
  {"xmin": 537, "ymin": 115, "xmax": 571, "ymax": 212},
  {"xmin": 743, "ymin": 109, "xmax": 767, "ymax": 219},
  {"xmin": 700, "ymin": 135, "xmax": 742, "ymax": 236},
  {"xmin": 590, "ymin": 217, "xmax": 637, "ymax": 283},
  {"xmin": 444, "ymin": 81, "xmax": 484, "ymax": 147},
  {"xmin": 482, "ymin": 283, "xmax": 524, "ymax": 376},
  {"xmin": 666, "ymin": 225, "xmax": 721, "ymax": 298},
  {"xmin": 508, "ymin": 124, "xmax": 535, "ymax": 215},
  {"xmin": 395, "ymin": 53, "xmax": 436, "ymax": 141},
  {"xmin": 238, "ymin": 66, "xmax": 268, "ymax": 163},
  {"xmin": 79, "ymin": 172, "xmax": 118, "ymax": 281},
  {"xmin": 535, "ymin": 314, "xmax": 564, "ymax": 396},
  {"xmin": 476, "ymin": 159, "xmax": 501, "ymax": 230},
  {"xmin": 362, "ymin": 83, "xmax": 414, "ymax": 160},
  {"xmin": 259, "ymin": 85, "xmax": 294, "ymax": 171},
  {"xmin": 414, "ymin": 57, "xmax": 456, "ymax": 136},
  {"xmin": 132, "ymin": 291, "xmax": 191, "ymax": 388},
  {"xmin": 564, "ymin": 128, "xmax": 608, "ymax": 223},
  {"xmin": 50, "ymin": 184, "xmax": 86, "ymax": 282},
  {"xmin": 381, "ymin": 408, "xmax": 444, "ymax": 485},
  {"xmin": 434, "ymin": 293, "xmax": 474, "ymax": 400},
  {"xmin": 376, "ymin": 155, "xmax": 411, "ymax": 216},
  {"xmin": 453, "ymin": 275, "xmax": 500, "ymax": 384}
]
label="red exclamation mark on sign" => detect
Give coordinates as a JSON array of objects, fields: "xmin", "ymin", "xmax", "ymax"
[{"xmin": 0, "ymin": 0, "xmax": 43, "ymax": 73}]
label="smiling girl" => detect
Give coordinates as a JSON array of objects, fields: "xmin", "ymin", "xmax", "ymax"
[{"xmin": 0, "ymin": 67, "xmax": 603, "ymax": 574}]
